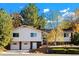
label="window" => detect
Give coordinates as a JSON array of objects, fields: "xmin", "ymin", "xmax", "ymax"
[
  {"xmin": 64, "ymin": 33, "xmax": 69, "ymax": 37},
  {"xmin": 12, "ymin": 42, "xmax": 17, "ymax": 45},
  {"xmin": 13, "ymin": 33, "xmax": 19, "ymax": 37},
  {"xmin": 31, "ymin": 33, "xmax": 37, "ymax": 37},
  {"xmin": 24, "ymin": 43, "xmax": 27, "ymax": 45}
]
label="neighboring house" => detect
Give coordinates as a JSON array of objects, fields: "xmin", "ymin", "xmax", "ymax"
[
  {"xmin": 63, "ymin": 28, "xmax": 73, "ymax": 44},
  {"xmin": 52, "ymin": 28, "xmax": 73, "ymax": 45},
  {"xmin": 10, "ymin": 25, "xmax": 43, "ymax": 50}
]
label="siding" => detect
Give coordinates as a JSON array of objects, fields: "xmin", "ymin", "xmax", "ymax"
[{"xmin": 13, "ymin": 27, "xmax": 43, "ymax": 42}]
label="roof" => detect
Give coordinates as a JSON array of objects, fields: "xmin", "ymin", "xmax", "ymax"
[
  {"xmin": 63, "ymin": 27, "xmax": 73, "ymax": 32},
  {"xmin": 13, "ymin": 25, "xmax": 42, "ymax": 32}
]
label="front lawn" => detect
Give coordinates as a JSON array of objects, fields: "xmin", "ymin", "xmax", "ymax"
[{"xmin": 48, "ymin": 47, "xmax": 79, "ymax": 54}]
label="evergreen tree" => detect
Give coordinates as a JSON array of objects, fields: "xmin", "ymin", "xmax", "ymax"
[
  {"xmin": 20, "ymin": 3, "xmax": 47, "ymax": 29},
  {"xmin": 71, "ymin": 32, "xmax": 79, "ymax": 45},
  {"xmin": 11, "ymin": 13, "xmax": 22, "ymax": 28},
  {"xmin": 20, "ymin": 3, "xmax": 38, "ymax": 26}
]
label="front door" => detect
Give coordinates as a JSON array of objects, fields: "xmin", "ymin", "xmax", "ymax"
[{"xmin": 32, "ymin": 42, "xmax": 37, "ymax": 49}]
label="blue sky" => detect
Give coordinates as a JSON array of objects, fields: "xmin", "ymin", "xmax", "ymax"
[
  {"xmin": 0, "ymin": 3, "xmax": 79, "ymax": 14},
  {"xmin": 0, "ymin": 3, "xmax": 79, "ymax": 29}
]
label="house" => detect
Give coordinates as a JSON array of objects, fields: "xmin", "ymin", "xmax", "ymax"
[
  {"xmin": 10, "ymin": 25, "xmax": 43, "ymax": 50},
  {"xmin": 51, "ymin": 28, "xmax": 73, "ymax": 45}
]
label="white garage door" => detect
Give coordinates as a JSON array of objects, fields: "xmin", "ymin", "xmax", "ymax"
[
  {"xmin": 21, "ymin": 42, "xmax": 30, "ymax": 50},
  {"xmin": 10, "ymin": 42, "xmax": 19, "ymax": 50}
]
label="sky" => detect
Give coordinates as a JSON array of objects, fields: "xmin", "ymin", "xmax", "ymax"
[
  {"xmin": 0, "ymin": 3, "xmax": 79, "ymax": 14},
  {"xmin": 0, "ymin": 3, "xmax": 79, "ymax": 29}
]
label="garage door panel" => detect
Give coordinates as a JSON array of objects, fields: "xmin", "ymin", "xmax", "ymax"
[
  {"xmin": 10, "ymin": 42, "xmax": 19, "ymax": 50},
  {"xmin": 21, "ymin": 42, "xmax": 30, "ymax": 50}
]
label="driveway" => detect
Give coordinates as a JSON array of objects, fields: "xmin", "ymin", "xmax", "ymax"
[
  {"xmin": 0, "ymin": 50, "xmax": 78, "ymax": 56},
  {"xmin": 0, "ymin": 50, "xmax": 46, "ymax": 56}
]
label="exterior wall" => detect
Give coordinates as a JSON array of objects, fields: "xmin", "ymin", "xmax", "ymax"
[
  {"xmin": 53, "ymin": 31, "xmax": 72, "ymax": 43},
  {"xmin": 10, "ymin": 41, "xmax": 19, "ymax": 50},
  {"xmin": 13, "ymin": 27, "xmax": 43, "ymax": 42}
]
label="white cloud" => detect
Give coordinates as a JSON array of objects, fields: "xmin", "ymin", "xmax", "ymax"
[
  {"xmin": 47, "ymin": 20, "xmax": 54, "ymax": 23},
  {"xmin": 62, "ymin": 12, "xmax": 75, "ymax": 17},
  {"xmin": 60, "ymin": 8, "xmax": 70, "ymax": 13},
  {"xmin": 62, "ymin": 12, "xmax": 69, "ymax": 17},
  {"xmin": 43, "ymin": 8, "xmax": 50, "ymax": 13},
  {"xmin": 68, "ymin": 12, "xmax": 75, "ymax": 16}
]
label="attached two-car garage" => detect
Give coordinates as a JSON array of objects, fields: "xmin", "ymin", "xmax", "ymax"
[{"xmin": 10, "ymin": 41, "xmax": 41, "ymax": 50}]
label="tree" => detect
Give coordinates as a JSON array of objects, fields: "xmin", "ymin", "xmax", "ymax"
[
  {"xmin": 0, "ymin": 8, "xmax": 13, "ymax": 47},
  {"xmin": 20, "ymin": 3, "xmax": 47, "ymax": 29},
  {"xmin": 45, "ymin": 10, "xmax": 61, "ymax": 29},
  {"xmin": 59, "ymin": 20, "xmax": 72, "ymax": 29},
  {"xmin": 20, "ymin": 3, "xmax": 38, "ymax": 26},
  {"xmin": 73, "ymin": 20, "xmax": 79, "ymax": 32},
  {"xmin": 75, "ymin": 8, "xmax": 79, "ymax": 17},
  {"xmin": 11, "ymin": 13, "xmax": 22, "ymax": 28},
  {"xmin": 46, "ymin": 10, "xmax": 62, "ymax": 45},
  {"xmin": 73, "ymin": 8, "xmax": 79, "ymax": 32},
  {"xmin": 71, "ymin": 32, "xmax": 79, "ymax": 45},
  {"xmin": 47, "ymin": 26, "xmax": 64, "ymax": 45},
  {"xmin": 36, "ymin": 15, "xmax": 47, "ymax": 29}
]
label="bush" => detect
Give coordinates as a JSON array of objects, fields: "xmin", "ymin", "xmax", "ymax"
[
  {"xmin": 0, "ymin": 46, "xmax": 6, "ymax": 53},
  {"xmin": 71, "ymin": 32, "xmax": 79, "ymax": 45}
]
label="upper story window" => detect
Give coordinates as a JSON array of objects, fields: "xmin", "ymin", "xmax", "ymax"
[
  {"xmin": 31, "ymin": 33, "xmax": 37, "ymax": 37},
  {"xmin": 13, "ymin": 33, "xmax": 19, "ymax": 37},
  {"xmin": 64, "ymin": 33, "xmax": 69, "ymax": 37}
]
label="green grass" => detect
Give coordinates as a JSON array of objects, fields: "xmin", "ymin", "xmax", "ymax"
[
  {"xmin": 48, "ymin": 47, "xmax": 79, "ymax": 54},
  {"xmin": 49, "ymin": 47, "xmax": 79, "ymax": 50},
  {"xmin": 68, "ymin": 49, "xmax": 78, "ymax": 51},
  {"xmin": 50, "ymin": 48, "xmax": 65, "ymax": 50}
]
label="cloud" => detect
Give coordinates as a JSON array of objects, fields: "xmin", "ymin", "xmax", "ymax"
[
  {"xmin": 43, "ymin": 8, "xmax": 50, "ymax": 13},
  {"xmin": 62, "ymin": 12, "xmax": 69, "ymax": 17},
  {"xmin": 60, "ymin": 8, "xmax": 70, "ymax": 13},
  {"xmin": 62, "ymin": 12, "xmax": 75, "ymax": 17},
  {"xmin": 47, "ymin": 20, "xmax": 56, "ymax": 23}
]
